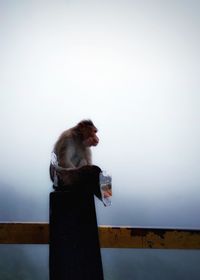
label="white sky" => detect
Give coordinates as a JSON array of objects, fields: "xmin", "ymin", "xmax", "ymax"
[{"xmin": 0, "ymin": 0, "xmax": 200, "ymax": 227}]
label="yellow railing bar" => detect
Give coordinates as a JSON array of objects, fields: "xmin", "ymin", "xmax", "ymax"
[{"xmin": 0, "ymin": 223, "xmax": 200, "ymax": 249}]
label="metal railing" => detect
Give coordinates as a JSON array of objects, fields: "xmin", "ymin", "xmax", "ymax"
[{"xmin": 0, "ymin": 223, "xmax": 200, "ymax": 249}]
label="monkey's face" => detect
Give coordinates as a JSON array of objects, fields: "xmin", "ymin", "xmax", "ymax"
[{"xmin": 83, "ymin": 128, "xmax": 99, "ymax": 147}]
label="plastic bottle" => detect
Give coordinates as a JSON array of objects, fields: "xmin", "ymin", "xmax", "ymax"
[{"xmin": 99, "ymin": 171, "xmax": 112, "ymax": 207}]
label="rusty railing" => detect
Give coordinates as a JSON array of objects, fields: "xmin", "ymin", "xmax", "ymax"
[{"xmin": 0, "ymin": 223, "xmax": 200, "ymax": 249}]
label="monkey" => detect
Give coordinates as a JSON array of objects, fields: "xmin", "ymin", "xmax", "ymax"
[
  {"xmin": 49, "ymin": 120, "xmax": 102, "ymax": 198},
  {"xmin": 53, "ymin": 119, "xmax": 99, "ymax": 170}
]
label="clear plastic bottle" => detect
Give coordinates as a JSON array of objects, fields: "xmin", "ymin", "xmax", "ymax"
[{"xmin": 99, "ymin": 171, "xmax": 112, "ymax": 207}]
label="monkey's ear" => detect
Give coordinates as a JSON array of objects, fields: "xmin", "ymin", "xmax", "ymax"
[{"xmin": 78, "ymin": 122, "xmax": 85, "ymax": 129}]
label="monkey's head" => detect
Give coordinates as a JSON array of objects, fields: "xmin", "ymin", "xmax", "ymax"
[{"xmin": 77, "ymin": 119, "xmax": 99, "ymax": 147}]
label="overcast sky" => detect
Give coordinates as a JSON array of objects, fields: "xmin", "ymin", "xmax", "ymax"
[{"xmin": 0, "ymin": 0, "xmax": 200, "ymax": 228}]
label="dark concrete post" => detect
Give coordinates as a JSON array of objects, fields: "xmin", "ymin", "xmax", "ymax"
[{"xmin": 49, "ymin": 189, "xmax": 104, "ymax": 280}]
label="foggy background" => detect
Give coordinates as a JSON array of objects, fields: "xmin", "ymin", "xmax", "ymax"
[{"xmin": 0, "ymin": 0, "xmax": 200, "ymax": 279}]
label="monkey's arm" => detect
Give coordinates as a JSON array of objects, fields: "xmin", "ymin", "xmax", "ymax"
[
  {"xmin": 62, "ymin": 139, "xmax": 78, "ymax": 169},
  {"xmin": 76, "ymin": 150, "xmax": 92, "ymax": 167}
]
